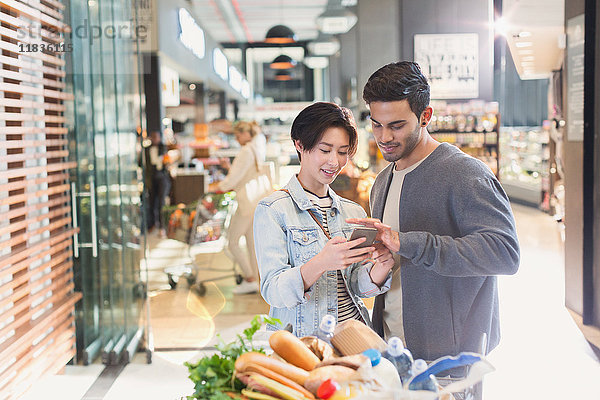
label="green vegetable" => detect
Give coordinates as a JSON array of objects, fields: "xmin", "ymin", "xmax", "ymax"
[{"xmin": 184, "ymin": 314, "xmax": 281, "ymax": 399}]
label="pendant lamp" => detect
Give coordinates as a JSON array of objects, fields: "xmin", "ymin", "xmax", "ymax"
[
  {"xmin": 265, "ymin": 24, "xmax": 297, "ymax": 44},
  {"xmin": 275, "ymin": 70, "xmax": 292, "ymax": 81},
  {"xmin": 270, "ymin": 54, "xmax": 297, "ymax": 69}
]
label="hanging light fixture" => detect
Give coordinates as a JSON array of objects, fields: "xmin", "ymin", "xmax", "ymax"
[
  {"xmin": 308, "ymin": 33, "xmax": 341, "ymax": 56},
  {"xmin": 275, "ymin": 70, "xmax": 292, "ymax": 81},
  {"xmin": 265, "ymin": 24, "xmax": 297, "ymax": 44},
  {"xmin": 270, "ymin": 54, "xmax": 297, "ymax": 69},
  {"xmin": 316, "ymin": 8, "xmax": 357, "ymax": 34}
]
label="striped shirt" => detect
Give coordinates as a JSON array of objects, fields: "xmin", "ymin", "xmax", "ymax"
[{"xmin": 305, "ymin": 189, "xmax": 362, "ymax": 323}]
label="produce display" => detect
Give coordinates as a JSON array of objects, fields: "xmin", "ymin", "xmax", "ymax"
[{"xmin": 184, "ymin": 315, "xmax": 493, "ymax": 400}]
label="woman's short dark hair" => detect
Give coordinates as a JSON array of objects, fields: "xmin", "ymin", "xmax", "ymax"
[
  {"xmin": 362, "ymin": 61, "xmax": 430, "ymax": 120},
  {"xmin": 290, "ymin": 102, "xmax": 358, "ymax": 161}
]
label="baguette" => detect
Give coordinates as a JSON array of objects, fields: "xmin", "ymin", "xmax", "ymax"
[
  {"xmin": 235, "ymin": 352, "xmax": 310, "ymax": 386},
  {"xmin": 269, "ymin": 330, "xmax": 320, "ymax": 371},
  {"xmin": 245, "ymin": 364, "xmax": 315, "ymax": 399}
]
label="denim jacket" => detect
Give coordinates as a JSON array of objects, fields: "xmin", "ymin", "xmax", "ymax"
[{"xmin": 253, "ymin": 175, "xmax": 392, "ymax": 337}]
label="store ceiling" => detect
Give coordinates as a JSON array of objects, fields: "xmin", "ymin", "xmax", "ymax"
[
  {"xmin": 501, "ymin": 0, "xmax": 565, "ymax": 80},
  {"xmin": 191, "ymin": 0, "xmax": 329, "ymax": 44}
]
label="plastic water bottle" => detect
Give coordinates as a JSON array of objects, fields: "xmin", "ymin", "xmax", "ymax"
[
  {"xmin": 362, "ymin": 349, "xmax": 402, "ymax": 388},
  {"xmin": 383, "ymin": 336, "xmax": 414, "ymax": 385},
  {"xmin": 317, "ymin": 314, "xmax": 336, "ymax": 344},
  {"xmin": 408, "ymin": 359, "xmax": 439, "ymax": 392}
]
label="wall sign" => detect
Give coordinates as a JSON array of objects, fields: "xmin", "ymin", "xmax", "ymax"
[
  {"xmin": 178, "ymin": 8, "xmax": 205, "ymax": 59},
  {"xmin": 414, "ymin": 33, "xmax": 479, "ymax": 99},
  {"xmin": 566, "ymin": 14, "xmax": 584, "ymax": 142}
]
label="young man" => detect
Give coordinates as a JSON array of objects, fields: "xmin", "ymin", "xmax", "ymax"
[{"xmin": 347, "ymin": 61, "xmax": 520, "ymax": 361}]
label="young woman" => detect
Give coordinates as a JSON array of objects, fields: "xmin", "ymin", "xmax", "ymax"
[
  {"xmin": 253, "ymin": 102, "xmax": 395, "ymax": 336},
  {"xmin": 211, "ymin": 121, "xmax": 267, "ymax": 295}
]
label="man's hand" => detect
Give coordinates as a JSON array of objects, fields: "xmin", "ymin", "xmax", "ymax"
[
  {"xmin": 346, "ymin": 218, "xmax": 400, "ymax": 253},
  {"xmin": 316, "ymin": 236, "xmax": 375, "ymax": 272}
]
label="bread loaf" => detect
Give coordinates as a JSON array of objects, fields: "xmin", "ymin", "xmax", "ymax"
[{"xmin": 330, "ymin": 319, "xmax": 387, "ymax": 356}]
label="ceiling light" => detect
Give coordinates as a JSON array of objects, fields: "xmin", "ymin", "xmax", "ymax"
[
  {"xmin": 265, "ymin": 25, "xmax": 297, "ymax": 44},
  {"xmin": 522, "ymin": 56, "xmax": 535, "ymax": 61},
  {"xmin": 270, "ymin": 54, "xmax": 296, "ymax": 69},
  {"xmin": 275, "ymin": 70, "xmax": 292, "ymax": 81},
  {"xmin": 189, "ymin": 83, "xmax": 196, "ymax": 90},
  {"xmin": 304, "ymin": 56, "xmax": 329, "ymax": 69},
  {"xmin": 515, "ymin": 41, "xmax": 533, "ymax": 48},
  {"xmin": 494, "ymin": 17, "xmax": 509, "ymax": 37},
  {"xmin": 518, "ymin": 49, "xmax": 533, "ymax": 55},
  {"xmin": 316, "ymin": 8, "xmax": 357, "ymax": 34},
  {"xmin": 518, "ymin": 31, "xmax": 532, "ymax": 38},
  {"xmin": 308, "ymin": 33, "xmax": 340, "ymax": 56}
]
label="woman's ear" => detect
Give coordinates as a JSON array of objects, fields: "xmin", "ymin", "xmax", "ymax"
[{"xmin": 294, "ymin": 139, "xmax": 303, "ymax": 154}]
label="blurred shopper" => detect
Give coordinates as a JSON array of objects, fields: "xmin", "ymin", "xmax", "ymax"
[
  {"xmin": 253, "ymin": 102, "xmax": 395, "ymax": 336},
  {"xmin": 347, "ymin": 62, "xmax": 520, "ymax": 361},
  {"xmin": 210, "ymin": 121, "xmax": 268, "ymax": 295},
  {"xmin": 147, "ymin": 131, "xmax": 171, "ymax": 237}
]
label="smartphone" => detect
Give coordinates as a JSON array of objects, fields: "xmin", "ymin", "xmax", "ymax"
[{"xmin": 348, "ymin": 227, "xmax": 378, "ymax": 249}]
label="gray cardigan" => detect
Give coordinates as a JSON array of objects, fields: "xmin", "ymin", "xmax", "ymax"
[{"xmin": 370, "ymin": 143, "xmax": 520, "ymax": 360}]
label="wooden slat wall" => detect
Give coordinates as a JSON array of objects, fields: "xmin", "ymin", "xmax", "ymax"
[{"xmin": 0, "ymin": 0, "xmax": 80, "ymax": 398}]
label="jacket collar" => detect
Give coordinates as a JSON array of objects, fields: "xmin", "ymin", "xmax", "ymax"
[{"xmin": 285, "ymin": 174, "xmax": 343, "ymax": 212}]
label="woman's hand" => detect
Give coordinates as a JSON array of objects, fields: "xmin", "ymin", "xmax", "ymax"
[
  {"xmin": 346, "ymin": 218, "xmax": 400, "ymax": 253},
  {"xmin": 317, "ymin": 236, "xmax": 375, "ymax": 271},
  {"xmin": 369, "ymin": 242, "xmax": 395, "ymax": 286},
  {"xmin": 300, "ymin": 236, "xmax": 374, "ymax": 291}
]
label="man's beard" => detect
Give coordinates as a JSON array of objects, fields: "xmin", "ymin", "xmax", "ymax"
[{"xmin": 380, "ymin": 125, "xmax": 421, "ymax": 163}]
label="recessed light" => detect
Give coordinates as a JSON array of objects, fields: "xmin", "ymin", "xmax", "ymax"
[
  {"xmin": 522, "ymin": 56, "xmax": 535, "ymax": 61},
  {"xmin": 518, "ymin": 31, "xmax": 532, "ymax": 38},
  {"xmin": 515, "ymin": 41, "xmax": 533, "ymax": 48},
  {"xmin": 518, "ymin": 49, "xmax": 534, "ymax": 55}
]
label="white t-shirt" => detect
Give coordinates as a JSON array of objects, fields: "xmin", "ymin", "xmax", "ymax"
[{"xmin": 381, "ymin": 157, "xmax": 426, "ymax": 342}]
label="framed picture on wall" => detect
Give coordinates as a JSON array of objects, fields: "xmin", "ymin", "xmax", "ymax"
[{"xmin": 414, "ymin": 33, "xmax": 479, "ymax": 99}]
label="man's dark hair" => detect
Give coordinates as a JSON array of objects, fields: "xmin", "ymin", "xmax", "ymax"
[
  {"xmin": 291, "ymin": 102, "xmax": 358, "ymax": 161},
  {"xmin": 362, "ymin": 61, "xmax": 430, "ymax": 120}
]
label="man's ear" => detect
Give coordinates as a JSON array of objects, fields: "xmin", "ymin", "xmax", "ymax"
[{"xmin": 420, "ymin": 106, "xmax": 434, "ymax": 127}]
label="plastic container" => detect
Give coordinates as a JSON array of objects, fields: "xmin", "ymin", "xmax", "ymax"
[
  {"xmin": 362, "ymin": 349, "xmax": 402, "ymax": 388},
  {"xmin": 383, "ymin": 336, "xmax": 414, "ymax": 385},
  {"xmin": 317, "ymin": 314, "xmax": 336, "ymax": 344},
  {"xmin": 407, "ymin": 359, "xmax": 438, "ymax": 392}
]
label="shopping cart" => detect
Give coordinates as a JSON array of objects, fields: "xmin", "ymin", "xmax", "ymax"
[
  {"xmin": 430, "ymin": 333, "xmax": 488, "ymax": 400},
  {"xmin": 163, "ymin": 192, "xmax": 243, "ymax": 296}
]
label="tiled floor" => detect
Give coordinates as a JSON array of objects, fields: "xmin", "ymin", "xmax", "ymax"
[{"xmin": 22, "ymin": 203, "xmax": 600, "ymax": 400}]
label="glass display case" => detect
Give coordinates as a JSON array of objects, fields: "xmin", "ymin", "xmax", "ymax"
[{"xmin": 499, "ymin": 126, "xmax": 550, "ymax": 209}]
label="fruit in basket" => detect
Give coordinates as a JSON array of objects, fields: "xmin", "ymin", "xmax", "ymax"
[{"xmin": 269, "ymin": 330, "xmax": 321, "ymax": 371}]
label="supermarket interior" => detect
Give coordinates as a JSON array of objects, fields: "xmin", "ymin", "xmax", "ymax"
[{"xmin": 2, "ymin": 0, "xmax": 600, "ymax": 399}]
